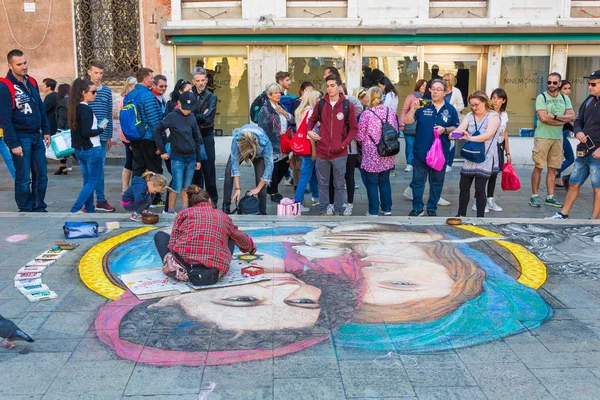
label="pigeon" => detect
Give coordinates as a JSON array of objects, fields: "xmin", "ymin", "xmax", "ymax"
[{"xmin": 0, "ymin": 314, "xmax": 34, "ymax": 349}]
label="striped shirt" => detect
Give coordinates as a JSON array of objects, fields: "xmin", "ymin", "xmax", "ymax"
[{"xmin": 89, "ymin": 84, "xmax": 113, "ymax": 141}]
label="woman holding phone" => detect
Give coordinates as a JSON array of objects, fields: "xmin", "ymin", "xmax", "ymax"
[{"xmin": 68, "ymin": 78, "xmax": 108, "ymax": 213}]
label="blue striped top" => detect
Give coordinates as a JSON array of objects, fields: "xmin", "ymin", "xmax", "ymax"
[{"xmin": 89, "ymin": 84, "xmax": 113, "ymax": 141}]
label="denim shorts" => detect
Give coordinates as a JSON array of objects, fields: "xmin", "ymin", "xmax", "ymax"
[
  {"xmin": 569, "ymin": 153, "xmax": 600, "ymax": 188},
  {"xmin": 170, "ymin": 159, "xmax": 196, "ymax": 193}
]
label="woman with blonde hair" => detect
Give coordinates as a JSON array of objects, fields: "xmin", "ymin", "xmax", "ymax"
[
  {"xmin": 293, "ymin": 90, "xmax": 322, "ymax": 211},
  {"xmin": 222, "ymin": 124, "xmax": 274, "ymax": 215},
  {"xmin": 119, "ymin": 76, "xmax": 137, "ymax": 192},
  {"xmin": 356, "ymin": 86, "xmax": 399, "ymax": 216},
  {"xmin": 454, "ymin": 90, "xmax": 501, "ymax": 217}
]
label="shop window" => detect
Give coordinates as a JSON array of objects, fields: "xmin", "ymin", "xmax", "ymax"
[
  {"xmin": 362, "ymin": 46, "xmax": 419, "ymax": 112},
  {"xmin": 566, "ymin": 45, "xmax": 600, "ymax": 113},
  {"xmin": 288, "ymin": 46, "xmax": 346, "ymax": 97},
  {"xmin": 176, "ymin": 46, "xmax": 248, "ymax": 135},
  {"xmin": 501, "ymin": 45, "xmax": 551, "ymax": 136}
]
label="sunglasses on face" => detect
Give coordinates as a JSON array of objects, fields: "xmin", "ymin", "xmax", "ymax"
[
  {"xmin": 89, "ymin": 90, "xmax": 97, "ymax": 94},
  {"xmin": 547, "ymin": 81, "xmax": 559, "ymax": 85},
  {"xmin": 589, "ymin": 82, "xmax": 598, "ymax": 87}
]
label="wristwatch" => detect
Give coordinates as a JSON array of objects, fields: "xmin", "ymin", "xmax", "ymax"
[
  {"xmin": 443, "ymin": 127, "xmax": 448, "ymax": 134},
  {"xmin": 553, "ymin": 114, "xmax": 557, "ymax": 120}
]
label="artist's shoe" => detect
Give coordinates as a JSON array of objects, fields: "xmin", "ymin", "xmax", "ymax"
[
  {"xmin": 487, "ymin": 197, "xmax": 502, "ymax": 212},
  {"xmin": 545, "ymin": 197, "xmax": 564, "ymax": 208},
  {"xmin": 546, "ymin": 212, "xmax": 569, "ymax": 220},
  {"xmin": 408, "ymin": 209, "xmax": 424, "ymax": 217},
  {"xmin": 130, "ymin": 212, "xmax": 142, "ymax": 222},
  {"xmin": 95, "ymin": 200, "xmax": 115, "ymax": 212},
  {"xmin": 529, "ymin": 195, "xmax": 541, "ymax": 208}
]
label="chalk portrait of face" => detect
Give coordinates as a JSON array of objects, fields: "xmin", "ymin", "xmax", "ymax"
[{"xmin": 95, "ymin": 222, "xmax": 551, "ymax": 365}]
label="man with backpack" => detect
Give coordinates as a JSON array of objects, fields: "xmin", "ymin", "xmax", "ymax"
[
  {"xmin": 547, "ymin": 70, "xmax": 600, "ymax": 220},
  {"xmin": 121, "ymin": 67, "xmax": 165, "ymax": 205},
  {"xmin": 306, "ymin": 74, "xmax": 358, "ymax": 216},
  {"xmin": 529, "ymin": 72, "xmax": 575, "ymax": 209},
  {"xmin": 0, "ymin": 49, "xmax": 51, "ymax": 212}
]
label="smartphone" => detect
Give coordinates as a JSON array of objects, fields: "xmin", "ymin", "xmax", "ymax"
[
  {"xmin": 451, "ymin": 131, "xmax": 463, "ymax": 139},
  {"xmin": 99, "ymin": 118, "xmax": 109, "ymax": 127},
  {"xmin": 585, "ymin": 135, "xmax": 595, "ymax": 150},
  {"xmin": 419, "ymin": 99, "xmax": 432, "ymax": 107}
]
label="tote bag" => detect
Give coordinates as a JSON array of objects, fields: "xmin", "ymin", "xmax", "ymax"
[{"xmin": 426, "ymin": 128, "xmax": 446, "ymax": 171}]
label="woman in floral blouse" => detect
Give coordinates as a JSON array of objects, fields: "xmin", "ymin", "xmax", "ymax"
[{"xmin": 356, "ymin": 87, "xmax": 399, "ymax": 216}]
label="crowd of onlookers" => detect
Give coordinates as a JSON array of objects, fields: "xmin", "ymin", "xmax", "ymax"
[{"xmin": 1, "ymin": 47, "xmax": 599, "ymax": 220}]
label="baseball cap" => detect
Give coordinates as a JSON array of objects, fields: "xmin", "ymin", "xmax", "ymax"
[
  {"xmin": 179, "ymin": 92, "xmax": 197, "ymax": 110},
  {"xmin": 584, "ymin": 70, "xmax": 600, "ymax": 79}
]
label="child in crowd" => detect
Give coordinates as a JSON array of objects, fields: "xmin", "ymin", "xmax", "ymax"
[
  {"xmin": 153, "ymin": 91, "xmax": 203, "ymax": 214},
  {"xmin": 121, "ymin": 171, "xmax": 169, "ymax": 221}
]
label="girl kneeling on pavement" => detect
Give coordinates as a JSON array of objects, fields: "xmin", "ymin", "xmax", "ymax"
[
  {"xmin": 154, "ymin": 185, "xmax": 256, "ymax": 285},
  {"xmin": 222, "ymin": 125, "xmax": 274, "ymax": 215},
  {"xmin": 121, "ymin": 171, "xmax": 169, "ymax": 221},
  {"xmin": 153, "ymin": 91, "xmax": 203, "ymax": 214}
]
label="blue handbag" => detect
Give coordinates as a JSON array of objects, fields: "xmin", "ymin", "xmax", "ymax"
[
  {"xmin": 460, "ymin": 114, "xmax": 490, "ymax": 163},
  {"xmin": 63, "ymin": 221, "xmax": 99, "ymax": 239}
]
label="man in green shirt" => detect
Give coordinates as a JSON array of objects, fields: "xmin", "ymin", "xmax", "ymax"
[{"xmin": 530, "ymin": 72, "xmax": 575, "ymax": 208}]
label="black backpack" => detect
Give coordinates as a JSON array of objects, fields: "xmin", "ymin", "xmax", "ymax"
[
  {"xmin": 233, "ymin": 193, "xmax": 261, "ymax": 215},
  {"xmin": 317, "ymin": 98, "xmax": 350, "ymax": 138},
  {"xmin": 368, "ymin": 108, "xmax": 400, "ymax": 157},
  {"xmin": 249, "ymin": 91, "xmax": 268, "ymax": 123}
]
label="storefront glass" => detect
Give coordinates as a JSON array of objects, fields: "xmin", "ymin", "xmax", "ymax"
[
  {"xmin": 501, "ymin": 45, "xmax": 550, "ymax": 136},
  {"xmin": 362, "ymin": 46, "xmax": 419, "ymax": 109},
  {"xmin": 288, "ymin": 46, "xmax": 346, "ymax": 96},
  {"xmin": 176, "ymin": 46, "xmax": 248, "ymax": 135},
  {"xmin": 566, "ymin": 45, "xmax": 600, "ymax": 113}
]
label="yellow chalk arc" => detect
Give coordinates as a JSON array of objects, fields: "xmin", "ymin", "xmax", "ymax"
[
  {"xmin": 78, "ymin": 227, "xmax": 156, "ymax": 300},
  {"xmin": 455, "ymin": 225, "xmax": 546, "ymax": 289}
]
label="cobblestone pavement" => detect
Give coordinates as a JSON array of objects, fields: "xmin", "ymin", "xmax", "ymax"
[{"xmin": 1, "ymin": 161, "xmax": 600, "ymax": 399}]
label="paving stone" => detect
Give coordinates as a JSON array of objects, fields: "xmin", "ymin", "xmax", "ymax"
[
  {"xmin": 532, "ymin": 319, "xmax": 600, "ymax": 353},
  {"xmin": 0, "ymin": 352, "xmax": 71, "ymax": 395},
  {"xmin": 531, "ymin": 367, "xmax": 600, "ymax": 400},
  {"xmin": 455, "ymin": 339, "xmax": 520, "ymax": 364},
  {"xmin": 414, "ymin": 386, "xmax": 488, "ymax": 400},
  {"xmin": 466, "ymin": 362, "xmax": 555, "ymax": 400},
  {"xmin": 339, "ymin": 359, "xmax": 414, "ymax": 398},
  {"xmin": 44, "ymin": 360, "xmax": 134, "ymax": 398},
  {"xmin": 404, "ymin": 363, "xmax": 477, "ymax": 388},
  {"xmin": 124, "ymin": 364, "xmax": 205, "ymax": 396},
  {"xmin": 202, "ymin": 359, "xmax": 274, "ymax": 390},
  {"xmin": 274, "ymin": 377, "xmax": 344, "ymax": 400}
]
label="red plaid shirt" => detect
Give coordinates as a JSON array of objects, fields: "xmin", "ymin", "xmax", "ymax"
[{"xmin": 168, "ymin": 203, "xmax": 255, "ymax": 275}]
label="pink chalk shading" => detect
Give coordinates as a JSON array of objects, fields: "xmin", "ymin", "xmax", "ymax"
[
  {"xmin": 94, "ymin": 291, "xmax": 328, "ymax": 367},
  {"xmin": 5, "ymin": 234, "xmax": 29, "ymax": 243}
]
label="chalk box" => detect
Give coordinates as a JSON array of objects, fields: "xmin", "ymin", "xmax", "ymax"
[
  {"xmin": 14, "ymin": 272, "xmax": 43, "ymax": 281},
  {"xmin": 14, "ymin": 278, "xmax": 43, "ymax": 288},
  {"xmin": 18, "ymin": 265, "xmax": 47, "ymax": 274},
  {"xmin": 26, "ymin": 290, "xmax": 58, "ymax": 302},
  {"xmin": 18, "ymin": 284, "xmax": 50, "ymax": 295}
]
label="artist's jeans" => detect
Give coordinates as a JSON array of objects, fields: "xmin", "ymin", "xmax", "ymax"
[
  {"xmin": 154, "ymin": 231, "xmax": 235, "ymax": 263},
  {"xmin": 294, "ymin": 156, "xmax": 319, "ymax": 203},
  {"xmin": 410, "ymin": 157, "xmax": 446, "ymax": 212},
  {"xmin": 0, "ymin": 137, "xmax": 16, "ymax": 179},
  {"xmin": 13, "ymin": 134, "xmax": 48, "ymax": 212},
  {"xmin": 361, "ymin": 169, "xmax": 392, "ymax": 215},
  {"xmin": 404, "ymin": 135, "xmax": 415, "ymax": 166},
  {"xmin": 71, "ymin": 146, "xmax": 103, "ymax": 212},
  {"xmin": 315, "ymin": 156, "xmax": 347, "ymax": 214},
  {"xmin": 556, "ymin": 129, "xmax": 575, "ymax": 178}
]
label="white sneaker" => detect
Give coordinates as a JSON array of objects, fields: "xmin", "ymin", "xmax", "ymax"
[
  {"xmin": 326, "ymin": 204, "xmax": 334, "ymax": 215},
  {"xmin": 284, "ymin": 177, "xmax": 293, "ymax": 186},
  {"xmin": 472, "ymin": 203, "xmax": 489, "ymax": 213},
  {"xmin": 299, "ymin": 204, "xmax": 310, "ymax": 213},
  {"xmin": 311, "ymin": 197, "xmax": 320, "ymax": 207},
  {"xmin": 365, "ymin": 211, "xmax": 379, "ymax": 217},
  {"xmin": 445, "ymin": 166, "xmax": 452, "ymax": 173},
  {"xmin": 354, "ymin": 183, "xmax": 360, "ymax": 189},
  {"xmin": 405, "ymin": 165, "xmax": 413, "ymax": 172},
  {"xmin": 437, "ymin": 197, "xmax": 450, "ymax": 206},
  {"xmin": 343, "ymin": 203, "xmax": 354, "ymax": 216},
  {"xmin": 66, "ymin": 167, "xmax": 73, "ymax": 172},
  {"xmin": 403, "ymin": 186, "xmax": 413, "ymax": 200},
  {"xmin": 487, "ymin": 197, "xmax": 503, "ymax": 212},
  {"xmin": 545, "ymin": 212, "xmax": 569, "ymax": 220},
  {"xmin": 390, "ymin": 170, "xmax": 396, "ymax": 177}
]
